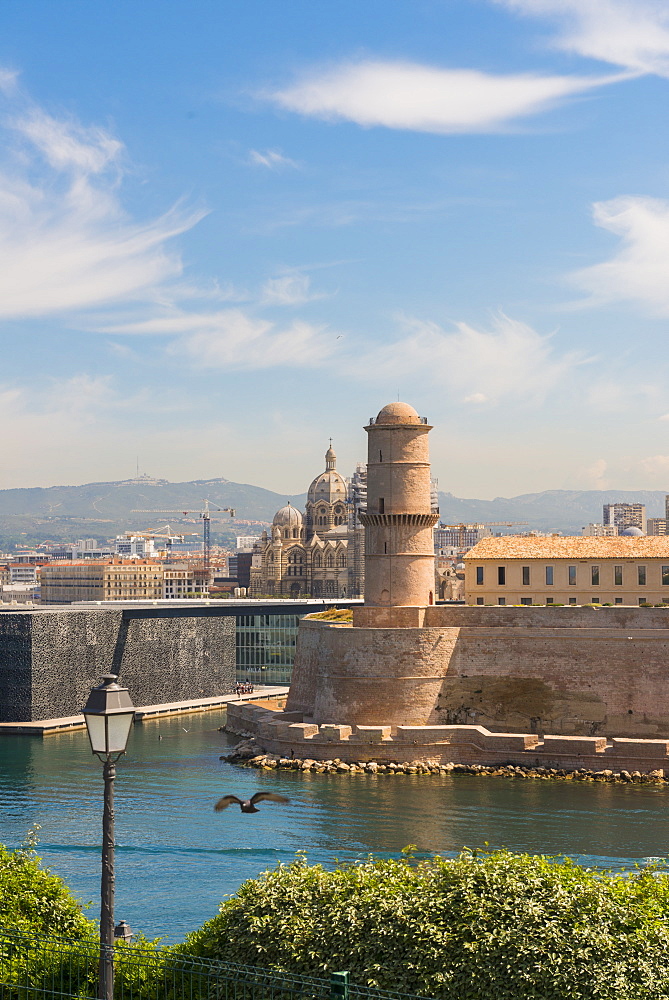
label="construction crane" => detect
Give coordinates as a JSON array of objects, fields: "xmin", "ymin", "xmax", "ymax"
[
  {"xmin": 131, "ymin": 501, "xmax": 236, "ymax": 572},
  {"xmin": 122, "ymin": 525, "xmax": 200, "ymax": 555}
]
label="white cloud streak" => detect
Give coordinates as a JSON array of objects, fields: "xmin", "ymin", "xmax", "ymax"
[
  {"xmin": 261, "ymin": 274, "xmax": 321, "ymax": 305},
  {"xmin": 354, "ymin": 312, "xmax": 586, "ymax": 403},
  {"xmin": 0, "ymin": 105, "xmax": 205, "ymax": 319},
  {"xmin": 499, "ymin": 0, "xmax": 669, "ymax": 75},
  {"xmin": 268, "ymin": 59, "xmax": 623, "ymax": 134},
  {"xmin": 248, "ymin": 148, "xmax": 299, "ymax": 170},
  {"xmin": 571, "ymin": 196, "xmax": 669, "ymax": 314}
]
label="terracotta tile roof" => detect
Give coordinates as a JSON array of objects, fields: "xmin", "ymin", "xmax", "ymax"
[{"xmin": 465, "ymin": 536, "xmax": 669, "ymax": 560}]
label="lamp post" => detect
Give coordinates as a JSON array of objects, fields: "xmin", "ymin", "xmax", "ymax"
[{"xmin": 82, "ymin": 674, "xmax": 135, "ymax": 1000}]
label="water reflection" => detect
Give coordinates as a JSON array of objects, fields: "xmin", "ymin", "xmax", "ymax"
[{"xmin": 1, "ymin": 711, "xmax": 669, "ymax": 943}]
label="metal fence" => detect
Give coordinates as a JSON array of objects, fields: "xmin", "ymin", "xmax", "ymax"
[{"xmin": 0, "ymin": 934, "xmax": 433, "ymax": 1000}]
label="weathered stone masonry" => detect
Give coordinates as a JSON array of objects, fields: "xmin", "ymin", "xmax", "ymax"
[
  {"xmin": 0, "ymin": 609, "xmax": 235, "ymax": 722},
  {"xmin": 285, "ymin": 605, "xmax": 669, "ymax": 739}
]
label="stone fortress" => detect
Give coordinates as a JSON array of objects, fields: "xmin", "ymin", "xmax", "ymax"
[{"xmin": 229, "ymin": 401, "xmax": 669, "ymax": 774}]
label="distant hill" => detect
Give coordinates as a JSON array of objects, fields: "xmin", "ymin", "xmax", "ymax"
[
  {"xmin": 0, "ymin": 478, "xmax": 307, "ymax": 548},
  {"xmin": 0, "ymin": 476, "xmax": 665, "ymax": 548},
  {"xmin": 437, "ymin": 489, "xmax": 667, "ymax": 535}
]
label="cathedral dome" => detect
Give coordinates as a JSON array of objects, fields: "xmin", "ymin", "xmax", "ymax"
[
  {"xmin": 308, "ymin": 444, "xmax": 347, "ymax": 503},
  {"xmin": 273, "ymin": 502, "xmax": 303, "ymax": 527},
  {"xmin": 375, "ymin": 401, "xmax": 421, "ymax": 425}
]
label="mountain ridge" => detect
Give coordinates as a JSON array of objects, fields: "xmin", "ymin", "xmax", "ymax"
[{"xmin": 0, "ymin": 477, "xmax": 665, "ymax": 546}]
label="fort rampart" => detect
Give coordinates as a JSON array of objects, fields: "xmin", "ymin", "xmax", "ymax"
[{"xmin": 284, "ymin": 606, "xmax": 669, "ymax": 739}]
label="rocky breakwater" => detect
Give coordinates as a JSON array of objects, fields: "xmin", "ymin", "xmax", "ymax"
[{"xmin": 221, "ymin": 737, "xmax": 669, "ymax": 784}]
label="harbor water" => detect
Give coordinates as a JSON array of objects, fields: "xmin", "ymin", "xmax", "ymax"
[{"xmin": 2, "ymin": 708, "xmax": 669, "ymax": 943}]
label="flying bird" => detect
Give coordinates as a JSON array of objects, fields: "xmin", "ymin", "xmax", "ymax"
[{"xmin": 214, "ymin": 791, "xmax": 290, "ymax": 813}]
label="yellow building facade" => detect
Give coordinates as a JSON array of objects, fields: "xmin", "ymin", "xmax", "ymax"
[
  {"xmin": 40, "ymin": 560, "xmax": 164, "ymax": 604},
  {"xmin": 464, "ymin": 536, "xmax": 669, "ymax": 606}
]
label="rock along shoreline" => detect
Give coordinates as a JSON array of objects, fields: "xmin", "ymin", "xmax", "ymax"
[{"xmin": 221, "ymin": 736, "xmax": 669, "ymax": 785}]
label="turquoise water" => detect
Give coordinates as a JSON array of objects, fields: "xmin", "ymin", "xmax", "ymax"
[{"xmin": 2, "ymin": 710, "xmax": 669, "ymax": 944}]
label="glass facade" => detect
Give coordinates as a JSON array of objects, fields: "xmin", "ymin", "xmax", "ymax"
[{"xmin": 236, "ymin": 613, "xmax": 307, "ymax": 685}]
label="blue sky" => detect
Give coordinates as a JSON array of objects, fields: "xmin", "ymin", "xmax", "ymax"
[{"xmin": 2, "ymin": 0, "xmax": 669, "ymax": 499}]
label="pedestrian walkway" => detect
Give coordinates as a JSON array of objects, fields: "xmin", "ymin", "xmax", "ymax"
[{"xmin": 0, "ymin": 685, "xmax": 289, "ymax": 736}]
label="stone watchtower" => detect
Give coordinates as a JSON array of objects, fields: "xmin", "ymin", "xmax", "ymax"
[{"xmin": 355, "ymin": 401, "xmax": 438, "ymax": 627}]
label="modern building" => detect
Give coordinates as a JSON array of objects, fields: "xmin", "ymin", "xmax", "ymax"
[
  {"xmin": 66, "ymin": 597, "xmax": 361, "ymax": 686},
  {"xmin": 582, "ymin": 523, "xmax": 618, "ymax": 537},
  {"xmin": 603, "ymin": 503, "xmax": 646, "ymax": 533},
  {"xmin": 464, "ymin": 535, "xmax": 669, "ymax": 606},
  {"xmin": 162, "ymin": 563, "xmax": 210, "ymax": 598},
  {"xmin": 648, "ymin": 518, "xmax": 668, "ymax": 536}
]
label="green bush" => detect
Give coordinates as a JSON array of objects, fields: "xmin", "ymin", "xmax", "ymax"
[
  {"xmin": 181, "ymin": 850, "xmax": 669, "ymax": 998},
  {"xmin": 0, "ymin": 835, "xmax": 94, "ymax": 939}
]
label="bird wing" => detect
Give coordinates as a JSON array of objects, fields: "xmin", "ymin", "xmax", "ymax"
[
  {"xmin": 214, "ymin": 794, "xmax": 244, "ymax": 811},
  {"xmin": 250, "ymin": 792, "xmax": 290, "ymax": 805}
]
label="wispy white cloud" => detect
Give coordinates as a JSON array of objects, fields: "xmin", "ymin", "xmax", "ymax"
[
  {"xmin": 0, "ymin": 83, "xmax": 205, "ymax": 321},
  {"xmin": 248, "ymin": 148, "xmax": 299, "ymax": 170},
  {"xmin": 582, "ymin": 457, "xmax": 610, "ymax": 490},
  {"xmin": 354, "ymin": 312, "xmax": 586, "ymax": 403},
  {"xmin": 268, "ymin": 59, "xmax": 623, "ymax": 134},
  {"xmin": 167, "ymin": 310, "xmax": 335, "ymax": 369},
  {"xmin": 261, "ymin": 273, "xmax": 321, "ymax": 305},
  {"xmin": 499, "ymin": 0, "xmax": 669, "ymax": 75},
  {"xmin": 570, "ymin": 196, "xmax": 669, "ymax": 314},
  {"xmin": 100, "ymin": 307, "xmax": 336, "ymax": 370}
]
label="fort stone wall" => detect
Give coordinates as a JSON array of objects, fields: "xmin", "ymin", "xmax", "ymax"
[{"xmin": 285, "ymin": 606, "xmax": 669, "ymax": 738}]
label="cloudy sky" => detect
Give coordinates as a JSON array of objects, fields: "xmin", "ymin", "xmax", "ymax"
[{"xmin": 2, "ymin": 0, "xmax": 669, "ymax": 498}]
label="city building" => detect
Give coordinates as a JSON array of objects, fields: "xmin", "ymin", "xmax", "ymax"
[
  {"xmin": 435, "ymin": 524, "xmax": 492, "ymax": 549},
  {"xmin": 603, "ymin": 503, "xmax": 646, "ymax": 533},
  {"xmin": 648, "ymin": 518, "xmax": 668, "ymax": 536},
  {"xmin": 162, "ymin": 564, "xmax": 210, "ymax": 598},
  {"xmin": 250, "ymin": 444, "xmax": 356, "ymax": 599},
  {"xmin": 582, "ymin": 523, "xmax": 618, "ymax": 537},
  {"xmin": 40, "ymin": 560, "xmax": 164, "ymax": 604},
  {"xmin": 464, "ymin": 535, "xmax": 669, "ymax": 606}
]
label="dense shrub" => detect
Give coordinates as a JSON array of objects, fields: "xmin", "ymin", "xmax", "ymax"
[
  {"xmin": 182, "ymin": 850, "xmax": 669, "ymax": 999},
  {"xmin": 0, "ymin": 835, "xmax": 94, "ymax": 939}
]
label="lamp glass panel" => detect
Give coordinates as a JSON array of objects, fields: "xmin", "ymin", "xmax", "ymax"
[
  {"xmin": 84, "ymin": 713, "xmax": 108, "ymax": 754},
  {"xmin": 105, "ymin": 712, "xmax": 134, "ymax": 754}
]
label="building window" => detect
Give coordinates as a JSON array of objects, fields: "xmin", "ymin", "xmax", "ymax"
[
  {"xmin": 497, "ymin": 566, "xmax": 506, "ymax": 585},
  {"xmin": 663, "ymin": 566, "xmax": 669, "ymax": 586},
  {"xmin": 615, "ymin": 597, "xmax": 623, "ymax": 604},
  {"xmin": 498, "ymin": 597, "xmax": 506, "ymax": 605},
  {"xmin": 522, "ymin": 566, "xmax": 530, "ymax": 586},
  {"xmin": 614, "ymin": 565, "xmax": 623, "ymax": 586},
  {"xmin": 639, "ymin": 597, "xmax": 646, "ymax": 605},
  {"xmin": 591, "ymin": 566, "xmax": 599, "ymax": 586},
  {"xmin": 545, "ymin": 566, "xmax": 553, "ymax": 586},
  {"xmin": 476, "ymin": 597, "xmax": 484, "ymax": 605},
  {"xmin": 378, "ymin": 498, "xmax": 385, "ymax": 514},
  {"xmin": 638, "ymin": 565, "xmax": 647, "ymax": 586},
  {"xmin": 568, "ymin": 566, "xmax": 576, "ymax": 586},
  {"xmin": 521, "ymin": 597, "xmax": 532, "ymax": 605},
  {"xmin": 569, "ymin": 597, "xmax": 577, "ymax": 605},
  {"xmin": 476, "ymin": 566, "xmax": 484, "ymax": 585},
  {"xmin": 546, "ymin": 597, "xmax": 553, "ymax": 604},
  {"xmin": 591, "ymin": 597, "xmax": 600, "ymax": 604}
]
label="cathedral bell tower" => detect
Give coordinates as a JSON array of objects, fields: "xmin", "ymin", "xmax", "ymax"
[{"xmin": 358, "ymin": 402, "xmax": 438, "ymax": 618}]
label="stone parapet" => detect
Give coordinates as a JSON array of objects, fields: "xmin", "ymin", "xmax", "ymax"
[{"xmin": 227, "ymin": 705, "xmax": 669, "ymax": 775}]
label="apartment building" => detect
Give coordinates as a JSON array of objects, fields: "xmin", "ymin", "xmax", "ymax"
[
  {"xmin": 603, "ymin": 503, "xmax": 646, "ymax": 533},
  {"xmin": 465, "ymin": 536, "xmax": 669, "ymax": 606},
  {"xmin": 40, "ymin": 560, "xmax": 164, "ymax": 604}
]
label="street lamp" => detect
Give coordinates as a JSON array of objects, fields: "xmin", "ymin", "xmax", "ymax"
[{"xmin": 82, "ymin": 674, "xmax": 135, "ymax": 1000}]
